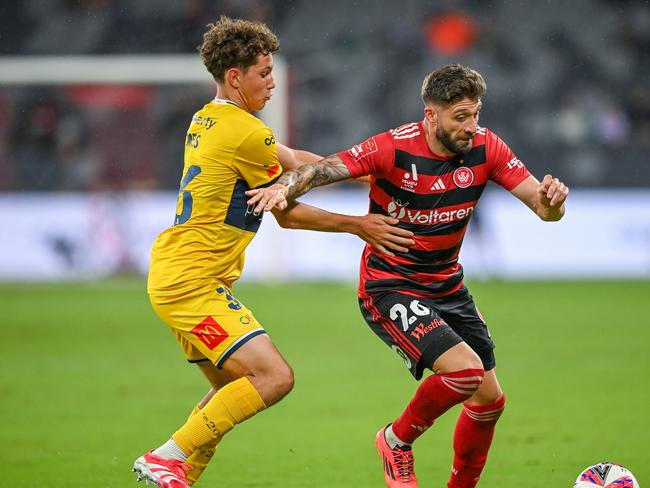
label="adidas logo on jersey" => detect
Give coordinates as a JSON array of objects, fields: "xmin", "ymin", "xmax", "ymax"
[{"xmin": 430, "ymin": 178, "xmax": 446, "ymax": 192}]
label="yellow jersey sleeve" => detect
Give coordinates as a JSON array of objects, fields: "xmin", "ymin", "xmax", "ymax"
[{"xmin": 233, "ymin": 126, "xmax": 282, "ymax": 188}]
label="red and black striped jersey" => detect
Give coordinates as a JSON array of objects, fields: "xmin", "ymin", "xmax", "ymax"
[{"xmin": 338, "ymin": 121, "xmax": 530, "ymax": 299}]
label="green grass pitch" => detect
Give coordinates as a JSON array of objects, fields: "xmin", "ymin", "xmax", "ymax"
[{"xmin": 1, "ymin": 279, "xmax": 648, "ymax": 487}]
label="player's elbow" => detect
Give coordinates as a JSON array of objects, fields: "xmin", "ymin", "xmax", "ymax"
[
  {"xmin": 274, "ymin": 213, "xmax": 300, "ymax": 229},
  {"xmin": 281, "ymin": 220, "xmax": 301, "ymax": 230}
]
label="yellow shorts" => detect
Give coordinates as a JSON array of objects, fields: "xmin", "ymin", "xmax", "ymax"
[{"xmin": 149, "ymin": 282, "xmax": 265, "ymax": 367}]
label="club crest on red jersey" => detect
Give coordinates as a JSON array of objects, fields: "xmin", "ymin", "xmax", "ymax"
[{"xmin": 453, "ymin": 167, "xmax": 474, "ymax": 188}]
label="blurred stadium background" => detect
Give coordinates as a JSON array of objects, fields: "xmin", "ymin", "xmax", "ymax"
[
  {"xmin": 1, "ymin": 0, "xmax": 649, "ymax": 281},
  {"xmin": 1, "ymin": 1, "xmax": 649, "ymax": 487}
]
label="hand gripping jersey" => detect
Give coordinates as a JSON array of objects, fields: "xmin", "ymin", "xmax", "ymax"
[
  {"xmin": 148, "ymin": 99, "xmax": 282, "ymax": 297},
  {"xmin": 338, "ymin": 121, "xmax": 530, "ymax": 299}
]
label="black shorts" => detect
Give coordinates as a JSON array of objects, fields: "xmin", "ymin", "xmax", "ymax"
[{"xmin": 359, "ymin": 286, "xmax": 495, "ymax": 380}]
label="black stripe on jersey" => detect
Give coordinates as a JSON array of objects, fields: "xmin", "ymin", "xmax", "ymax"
[
  {"xmin": 456, "ymin": 145, "xmax": 487, "ymax": 168},
  {"xmin": 368, "ymin": 254, "xmax": 457, "ymax": 276},
  {"xmin": 393, "ymin": 145, "xmax": 486, "ymax": 174},
  {"xmin": 403, "ymin": 217, "xmax": 468, "ymax": 236},
  {"xmin": 375, "ymin": 178, "xmax": 486, "ymax": 209},
  {"xmin": 224, "ymin": 179, "xmax": 264, "ymax": 232},
  {"xmin": 394, "ymin": 151, "xmax": 454, "ymax": 176},
  {"xmin": 398, "ymin": 243, "xmax": 463, "ymax": 264},
  {"xmin": 365, "ymin": 272, "xmax": 463, "ymax": 296},
  {"xmin": 370, "ymin": 199, "xmax": 388, "ymax": 215}
]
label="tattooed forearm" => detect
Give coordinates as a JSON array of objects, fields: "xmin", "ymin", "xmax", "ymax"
[{"xmin": 277, "ymin": 154, "xmax": 351, "ymax": 199}]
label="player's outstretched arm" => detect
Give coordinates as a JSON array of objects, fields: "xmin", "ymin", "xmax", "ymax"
[
  {"xmin": 510, "ymin": 174, "xmax": 569, "ymax": 221},
  {"xmin": 272, "ymin": 202, "xmax": 414, "ymax": 257},
  {"xmin": 278, "ymin": 143, "xmax": 371, "ymax": 183},
  {"xmin": 277, "ymin": 143, "xmax": 322, "ymax": 169},
  {"xmin": 246, "ymin": 154, "xmax": 352, "ymax": 214}
]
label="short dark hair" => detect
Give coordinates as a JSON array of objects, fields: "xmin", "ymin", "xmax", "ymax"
[
  {"xmin": 199, "ymin": 16, "xmax": 280, "ymax": 82},
  {"xmin": 421, "ymin": 64, "xmax": 487, "ymax": 106}
]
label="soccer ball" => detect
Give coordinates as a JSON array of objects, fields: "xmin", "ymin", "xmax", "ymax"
[{"xmin": 574, "ymin": 462, "xmax": 639, "ymax": 487}]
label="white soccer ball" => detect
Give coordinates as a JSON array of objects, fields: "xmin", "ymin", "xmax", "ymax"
[{"xmin": 574, "ymin": 462, "xmax": 639, "ymax": 487}]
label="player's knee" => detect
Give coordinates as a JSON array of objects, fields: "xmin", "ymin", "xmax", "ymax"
[
  {"xmin": 461, "ymin": 347, "xmax": 485, "ymax": 372},
  {"xmin": 463, "ymin": 393, "xmax": 506, "ymax": 426},
  {"xmin": 444, "ymin": 360, "xmax": 485, "ymax": 380},
  {"xmin": 275, "ymin": 363, "xmax": 295, "ymax": 397},
  {"xmin": 434, "ymin": 343, "xmax": 484, "ymax": 374},
  {"xmin": 263, "ymin": 363, "xmax": 295, "ymax": 405},
  {"xmin": 464, "ymin": 356, "xmax": 484, "ymax": 372},
  {"xmin": 484, "ymin": 390, "xmax": 505, "ymax": 407},
  {"xmin": 468, "ymin": 390, "xmax": 506, "ymax": 408}
]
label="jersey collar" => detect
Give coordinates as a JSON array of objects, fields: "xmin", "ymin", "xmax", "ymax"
[{"xmin": 213, "ymin": 97, "xmax": 240, "ymax": 107}]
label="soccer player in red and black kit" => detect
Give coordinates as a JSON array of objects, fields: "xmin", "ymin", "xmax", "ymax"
[{"xmin": 247, "ymin": 64, "xmax": 569, "ymax": 487}]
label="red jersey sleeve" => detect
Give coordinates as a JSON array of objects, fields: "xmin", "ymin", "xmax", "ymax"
[
  {"xmin": 486, "ymin": 129, "xmax": 531, "ymax": 190},
  {"xmin": 337, "ymin": 131, "xmax": 395, "ymax": 178}
]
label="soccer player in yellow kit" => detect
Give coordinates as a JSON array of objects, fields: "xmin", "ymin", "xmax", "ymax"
[{"xmin": 132, "ymin": 16, "xmax": 414, "ymax": 488}]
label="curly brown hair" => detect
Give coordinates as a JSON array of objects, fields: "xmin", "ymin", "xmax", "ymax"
[
  {"xmin": 421, "ymin": 64, "xmax": 487, "ymax": 106},
  {"xmin": 199, "ymin": 16, "xmax": 280, "ymax": 82}
]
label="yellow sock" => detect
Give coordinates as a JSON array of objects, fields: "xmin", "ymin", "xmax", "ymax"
[
  {"xmin": 172, "ymin": 377, "xmax": 266, "ymax": 455},
  {"xmin": 185, "ymin": 404, "xmax": 216, "ymax": 485}
]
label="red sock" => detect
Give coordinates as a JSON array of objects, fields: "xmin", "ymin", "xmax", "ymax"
[
  {"xmin": 391, "ymin": 369, "xmax": 484, "ymax": 445},
  {"xmin": 448, "ymin": 395, "xmax": 506, "ymax": 488}
]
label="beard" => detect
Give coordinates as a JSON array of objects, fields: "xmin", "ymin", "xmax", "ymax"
[{"xmin": 436, "ymin": 125, "xmax": 473, "ymax": 155}]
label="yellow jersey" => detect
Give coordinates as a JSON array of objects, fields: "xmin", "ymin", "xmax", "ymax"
[{"xmin": 147, "ymin": 98, "xmax": 282, "ymax": 297}]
